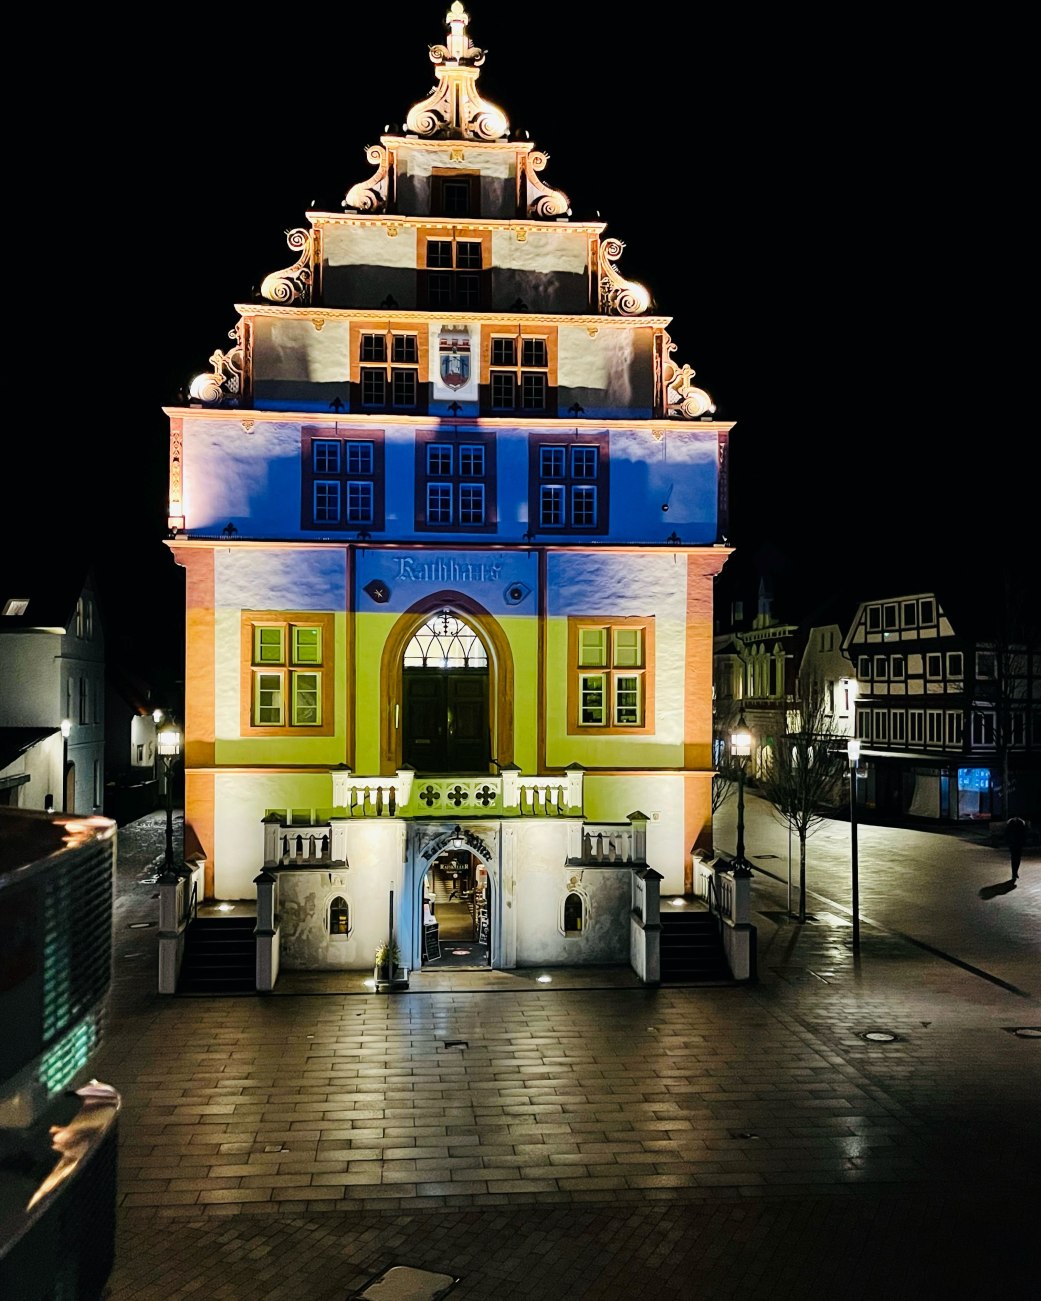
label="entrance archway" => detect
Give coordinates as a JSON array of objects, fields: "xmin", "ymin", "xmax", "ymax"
[
  {"xmin": 379, "ymin": 591, "xmax": 514, "ymax": 775},
  {"xmin": 416, "ymin": 825, "xmax": 496, "ymax": 970},
  {"xmin": 403, "ymin": 611, "xmax": 489, "ymax": 773}
]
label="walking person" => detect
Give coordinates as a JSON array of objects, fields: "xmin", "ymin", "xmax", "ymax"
[{"xmin": 1006, "ymin": 815, "xmax": 1027, "ymax": 882}]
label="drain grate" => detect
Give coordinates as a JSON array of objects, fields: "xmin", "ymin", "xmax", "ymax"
[
  {"xmin": 350, "ymin": 1264, "xmax": 460, "ymax": 1300},
  {"xmin": 860, "ymin": 1030, "xmax": 900, "ymax": 1042},
  {"xmin": 442, "ymin": 1040, "xmax": 468, "ymax": 1050}
]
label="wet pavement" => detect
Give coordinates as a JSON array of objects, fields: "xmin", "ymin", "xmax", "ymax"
[{"xmin": 94, "ymin": 799, "xmax": 1039, "ymax": 1299}]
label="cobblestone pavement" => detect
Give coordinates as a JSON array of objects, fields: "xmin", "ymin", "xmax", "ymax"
[{"xmin": 94, "ymin": 805, "xmax": 1039, "ymax": 1299}]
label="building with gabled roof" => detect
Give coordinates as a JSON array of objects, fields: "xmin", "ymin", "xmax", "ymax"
[{"xmin": 164, "ymin": 4, "xmax": 736, "ymax": 982}]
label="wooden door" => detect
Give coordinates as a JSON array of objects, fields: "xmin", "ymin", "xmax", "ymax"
[{"xmin": 403, "ymin": 669, "xmax": 489, "ymax": 773}]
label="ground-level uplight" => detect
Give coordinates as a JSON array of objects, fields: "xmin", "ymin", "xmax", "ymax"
[{"xmin": 536, "ymin": 974, "xmax": 552, "ymax": 983}]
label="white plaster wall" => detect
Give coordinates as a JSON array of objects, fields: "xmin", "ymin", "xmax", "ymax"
[
  {"xmin": 323, "ymin": 225, "xmax": 419, "ymax": 269},
  {"xmin": 400, "ymin": 146, "xmax": 513, "ymax": 179},
  {"xmin": 0, "ymin": 637, "xmax": 58, "ymax": 724},
  {"xmin": 0, "ymin": 733, "xmax": 64, "ymax": 811},
  {"xmin": 212, "ymin": 771, "xmax": 334, "ymax": 899},
  {"xmin": 253, "ymin": 319, "xmax": 352, "ymax": 382},
  {"xmin": 609, "ymin": 428, "xmax": 719, "ymax": 539},
  {"xmin": 491, "ymin": 229, "xmax": 588, "ymax": 273},
  {"xmin": 556, "ymin": 327, "xmax": 618, "ymax": 393},
  {"xmin": 182, "ymin": 419, "xmax": 304, "ymax": 535},
  {"xmin": 214, "ymin": 546, "xmax": 346, "ymax": 612},
  {"xmin": 515, "ymin": 857, "xmax": 631, "ymax": 966},
  {"xmin": 582, "ymin": 773, "xmax": 688, "ymax": 895}
]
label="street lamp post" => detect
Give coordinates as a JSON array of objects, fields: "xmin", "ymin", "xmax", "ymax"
[
  {"xmin": 157, "ymin": 724, "xmax": 182, "ymax": 875},
  {"xmin": 60, "ymin": 718, "xmax": 71, "ymax": 812},
  {"xmin": 731, "ymin": 710, "xmax": 752, "ymax": 874},
  {"xmin": 847, "ymin": 738, "xmax": 861, "ymax": 955}
]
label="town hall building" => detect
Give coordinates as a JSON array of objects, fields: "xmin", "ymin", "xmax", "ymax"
[{"xmin": 165, "ymin": 3, "xmax": 734, "ymax": 984}]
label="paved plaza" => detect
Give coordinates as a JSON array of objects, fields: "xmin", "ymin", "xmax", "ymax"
[{"xmin": 95, "ymin": 799, "xmax": 1039, "ymax": 1299}]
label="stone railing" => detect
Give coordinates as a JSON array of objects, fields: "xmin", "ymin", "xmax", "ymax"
[
  {"xmin": 693, "ymin": 854, "xmax": 756, "ymax": 981},
  {"xmin": 262, "ymin": 816, "xmax": 349, "ymax": 868},
  {"xmin": 326, "ymin": 765, "xmax": 586, "ymax": 818},
  {"xmin": 567, "ymin": 812, "xmax": 647, "ymax": 865}
]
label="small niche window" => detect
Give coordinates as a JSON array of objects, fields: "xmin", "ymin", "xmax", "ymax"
[
  {"xmin": 563, "ymin": 893, "xmax": 584, "ymax": 934},
  {"xmin": 329, "ymin": 897, "xmax": 350, "ymax": 936}
]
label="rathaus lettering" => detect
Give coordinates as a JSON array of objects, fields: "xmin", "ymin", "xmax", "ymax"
[{"xmin": 395, "ymin": 557, "xmax": 503, "ymax": 582}]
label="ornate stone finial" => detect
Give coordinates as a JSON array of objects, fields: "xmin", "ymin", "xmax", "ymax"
[
  {"xmin": 260, "ymin": 229, "xmax": 313, "ymax": 304},
  {"xmin": 404, "ymin": 3, "xmax": 509, "ymax": 140}
]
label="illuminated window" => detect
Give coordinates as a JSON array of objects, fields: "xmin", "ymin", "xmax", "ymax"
[
  {"xmin": 243, "ymin": 614, "xmax": 333, "ymax": 734},
  {"xmin": 302, "ymin": 430, "xmax": 385, "ymax": 531},
  {"xmin": 569, "ymin": 619, "xmax": 653, "ymax": 733},
  {"xmin": 415, "ymin": 431, "xmax": 495, "ymax": 532},
  {"xmin": 359, "ymin": 331, "xmax": 419, "ymax": 410},
  {"xmin": 531, "ymin": 433, "xmax": 608, "ymax": 533},
  {"xmin": 329, "ymin": 897, "xmax": 350, "ymax": 936}
]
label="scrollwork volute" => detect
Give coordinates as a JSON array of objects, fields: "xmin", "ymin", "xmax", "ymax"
[
  {"xmin": 188, "ymin": 329, "xmax": 244, "ymax": 407},
  {"xmin": 260, "ymin": 229, "xmax": 313, "ymax": 305},
  {"xmin": 598, "ymin": 238, "xmax": 651, "ymax": 316},
  {"xmin": 343, "ymin": 145, "xmax": 390, "ymax": 212},
  {"xmin": 664, "ymin": 358, "xmax": 716, "ymax": 420},
  {"xmin": 524, "ymin": 152, "xmax": 571, "ymax": 218}
]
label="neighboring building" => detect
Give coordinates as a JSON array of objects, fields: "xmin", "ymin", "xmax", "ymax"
[
  {"xmin": 0, "ymin": 808, "xmax": 120, "ymax": 1299},
  {"xmin": 0, "ymin": 566, "xmax": 105, "ymax": 815},
  {"xmin": 164, "ymin": 7, "xmax": 733, "ymax": 978},
  {"xmin": 796, "ymin": 599, "xmax": 858, "ymax": 743},
  {"xmin": 845, "ymin": 588, "xmax": 1040, "ymax": 823}
]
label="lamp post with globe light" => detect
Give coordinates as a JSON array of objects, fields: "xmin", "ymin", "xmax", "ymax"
[
  {"xmin": 157, "ymin": 723, "xmax": 182, "ymax": 876},
  {"xmin": 731, "ymin": 709, "xmax": 752, "ymax": 875},
  {"xmin": 848, "ymin": 738, "xmax": 861, "ymax": 955}
]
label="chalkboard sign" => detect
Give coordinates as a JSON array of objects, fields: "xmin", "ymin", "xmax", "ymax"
[
  {"xmin": 478, "ymin": 910, "xmax": 489, "ymax": 945},
  {"xmin": 424, "ymin": 923, "xmax": 440, "ymax": 962}
]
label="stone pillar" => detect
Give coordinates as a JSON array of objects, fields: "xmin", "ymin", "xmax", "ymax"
[{"xmin": 254, "ymin": 868, "xmax": 279, "ymax": 992}]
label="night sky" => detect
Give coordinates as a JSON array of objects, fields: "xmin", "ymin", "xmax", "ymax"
[{"xmin": 42, "ymin": 3, "xmax": 1029, "ymax": 692}]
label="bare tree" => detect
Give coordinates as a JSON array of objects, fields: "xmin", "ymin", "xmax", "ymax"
[
  {"xmin": 712, "ymin": 699, "xmax": 744, "ymax": 813},
  {"xmin": 757, "ymin": 688, "xmax": 846, "ymax": 921}
]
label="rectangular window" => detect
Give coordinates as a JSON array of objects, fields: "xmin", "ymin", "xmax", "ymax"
[
  {"xmin": 423, "ymin": 235, "xmax": 485, "ymax": 308},
  {"xmin": 313, "ymin": 440, "xmax": 341, "ymax": 473},
  {"xmin": 874, "ymin": 656, "xmax": 888, "ymax": 679},
  {"xmin": 540, "ymin": 445, "xmax": 566, "ymax": 477},
  {"xmin": 244, "ymin": 613, "xmax": 334, "ymax": 734},
  {"xmin": 909, "ymin": 709, "xmax": 924, "ymax": 744},
  {"xmin": 926, "ymin": 710, "xmax": 943, "ymax": 744},
  {"xmin": 569, "ymin": 618, "xmax": 653, "ymax": 733},
  {"xmin": 491, "ymin": 372, "xmax": 515, "ymax": 410},
  {"xmin": 360, "ymin": 333, "xmax": 387, "ymax": 362},
  {"xmin": 883, "ymin": 603, "xmax": 898, "ymax": 629},
  {"xmin": 858, "ymin": 655, "xmax": 871, "ymax": 678},
  {"xmin": 79, "ymin": 677, "xmax": 88, "ymax": 725},
  {"xmin": 902, "ymin": 600, "xmax": 917, "ymax": 626},
  {"xmin": 459, "ymin": 483, "xmax": 485, "ymax": 525},
  {"xmin": 572, "ymin": 485, "xmax": 597, "ymax": 527},
  {"xmin": 489, "ymin": 330, "xmax": 550, "ymax": 413},
  {"xmin": 392, "ymin": 335, "xmax": 418, "ymax": 363},
  {"xmin": 891, "ymin": 710, "xmax": 906, "ymax": 743},
  {"xmin": 345, "ymin": 442, "xmax": 373, "ymax": 475},
  {"xmin": 428, "ymin": 445, "xmax": 453, "ymax": 475},
  {"xmin": 873, "ymin": 709, "xmax": 888, "ymax": 742},
  {"xmin": 540, "ymin": 484, "xmax": 564, "ymax": 526},
  {"xmin": 392, "ymin": 370, "xmax": 417, "ymax": 407},
  {"xmin": 946, "ymin": 711, "xmax": 963, "ymax": 746},
  {"xmin": 947, "ymin": 651, "xmax": 964, "ymax": 678},
  {"xmin": 521, "ymin": 372, "xmax": 547, "ymax": 410},
  {"xmin": 314, "ymin": 480, "xmax": 340, "ymax": 523},
  {"xmin": 361, "ymin": 369, "xmax": 386, "ymax": 406},
  {"xmin": 926, "ymin": 653, "xmax": 942, "ymax": 679},
  {"xmin": 972, "ymin": 711, "xmax": 995, "ymax": 745},
  {"xmin": 856, "ymin": 707, "xmax": 871, "ymax": 741},
  {"xmin": 357, "ymin": 330, "xmax": 420, "ymax": 412},
  {"xmin": 919, "ymin": 598, "xmax": 935, "ymax": 624},
  {"xmin": 891, "ymin": 655, "xmax": 905, "ymax": 680},
  {"xmin": 459, "ymin": 444, "xmax": 484, "ymax": 476},
  {"xmin": 75, "ymin": 598, "xmax": 84, "ymax": 637},
  {"xmin": 492, "ymin": 337, "xmax": 516, "ymax": 367},
  {"xmin": 867, "ymin": 606, "xmax": 881, "ymax": 631},
  {"xmin": 976, "ymin": 651, "xmax": 996, "ymax": 678},
  {"xmin": 346, "ymin": 481, "xmax": 374, "ymax": 524},
  {"xmin": 427, "ymin": 483, "xmax": 453, "ymax": 524}
]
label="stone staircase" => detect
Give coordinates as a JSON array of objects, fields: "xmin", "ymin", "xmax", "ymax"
[
  {"xmin": 659, "ymin": 909, "xmax": 733, "ymax": 983},
  {"xmin": 177, "ymin": 916, "xmax": 256, "ymax": 994}
]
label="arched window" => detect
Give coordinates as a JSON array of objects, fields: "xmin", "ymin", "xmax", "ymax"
[
  {"xmin": 563, "ymin": 892, "xmax": 584, "ymax": 934},
  {"xmin": 404, "ymin": 610, "xmax": 487, "ymax": 668},
  {"xmin": 329, "ymin": 897, "xmax": 350, "ymax": 936}
]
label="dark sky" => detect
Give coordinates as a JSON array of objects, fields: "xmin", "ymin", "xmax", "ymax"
[{"xmin": 34, "ymin": 4, "xmax": 1031, "ymax": 686}]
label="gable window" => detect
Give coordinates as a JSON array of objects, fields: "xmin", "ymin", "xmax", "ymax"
[
  {"xmin": 415, "ymin": 430, "xmax": 496, "ymax": 532},
  {"xmin": 301, "ymin": 429, "xmax": 385, "ymax": 531},
  {"xmin": 919, "ymin": 598, "xmax": 935, "ymax": 624},
  {"xmin": 241, "ymin": 612, "xmax": 334, "ymax": 736},
  {"xmin": 530, "ymin": 431, "xmax": 608, "ymax": 534},
  {"xmin": 353, "ymin": 327, "xmax": 424, "ymax": 414},
  {"xmin": 424, "ymin": 237, "xmax": 484, "ymax": 309},
  {"xmin": 490, "ymin": 335, "xmax": 548, "ymax": 411},
  {"xmin": 867, "ymin": 606, "xmax": 881, "ymax": 632},
  {"xmin": 902, "ymin": 600, "xmax": 918, "ymax": 626},
  {"xmin": 431, "ymin": 171, "xmax": 480, "ymax": 218},
  {"xmin": 568, "ymin": 617, "xmax": 654, "ymax": 734},
  {"xmin": 883, "ymin": 603, "xmax": 898, "ymax": 630},
  {"xmin": 947, "ymin": 651, "xmax": 964, "ymax": 679}
]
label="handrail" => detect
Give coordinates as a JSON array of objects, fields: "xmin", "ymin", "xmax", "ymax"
[
  {"xmin": 705, "ymin": 871, "xmax": 724, "ymax": 934},
  {"xmin": 184, "ymin": 879, "xmax": 198, "ymax": 927}
]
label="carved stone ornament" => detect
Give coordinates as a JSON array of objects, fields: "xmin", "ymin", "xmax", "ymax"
[
  {"xmin": 260, "ymin": 229, "xmax": 313, "ymax": 304},
  {"xmin": 598, "ymin": 238, "xmax": 651, "ymax": 316},
  {"xmin": 404, "ymin": 3, "xmax": 509, "ymax": 140},
  {"xmin": 523, "ymin": 151, "xmax": 571, "ymax": 218},
  {"xmin": 661, "ymin": 331, "xmax": 715, "ymax": 419},
  {"xmin": 188, "ymin": 328, "xmax": 244, "ymax": 406},
  {"xmin": 342, "ymin": 144, "xmax": 390, "ymax": 212}
]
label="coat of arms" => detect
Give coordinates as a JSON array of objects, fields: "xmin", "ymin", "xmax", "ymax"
[{"xmin": 439, "ymin": 325, "xmax": 471, "ymax": 389}]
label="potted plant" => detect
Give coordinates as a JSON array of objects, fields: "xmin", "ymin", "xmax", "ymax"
[{"xmin": 374, "ymin": 940, "xmax": 400, "ymax": 991}]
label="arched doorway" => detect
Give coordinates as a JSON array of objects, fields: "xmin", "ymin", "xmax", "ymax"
[
  {"xmin": 379, "ymin": 592, "xmax": 514, "ymax": 775},
  {"xmin": 418, "ymin": 830, "xmax": 494, "ymax": 969},
  {"xmin": 403, "ymin": 610, "xmax": 489, "ymax": 773}
]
